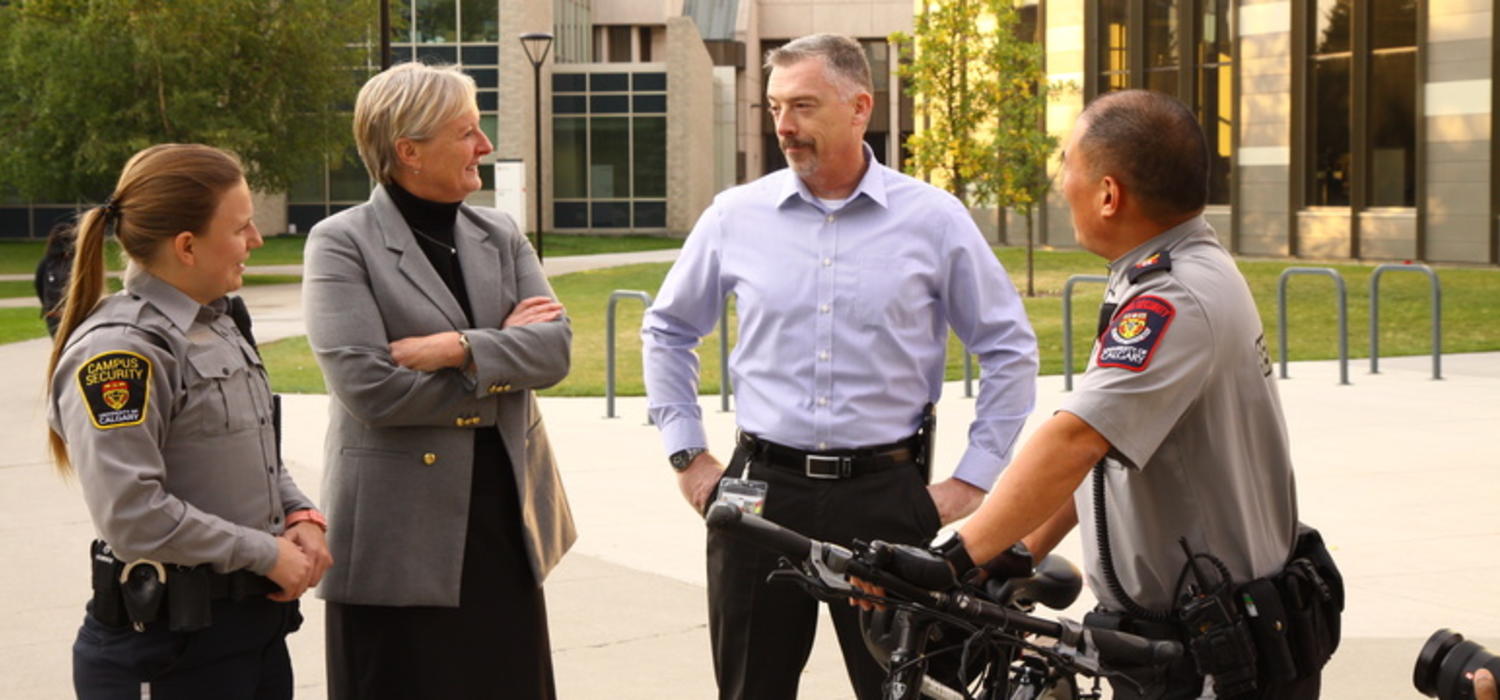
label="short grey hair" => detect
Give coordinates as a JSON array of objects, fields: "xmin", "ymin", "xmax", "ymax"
[
  {"xmin": 353, "ymin": 62, "xmax": 478, "ymax": 184},
  {"xmin": 765, "ymin": 34, "xmax": 872, "ymax": 100}
]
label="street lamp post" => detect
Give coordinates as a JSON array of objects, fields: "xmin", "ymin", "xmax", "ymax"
[{"xmin": 520, "ymin": 32, "xmax": 554, "ymax": 261}]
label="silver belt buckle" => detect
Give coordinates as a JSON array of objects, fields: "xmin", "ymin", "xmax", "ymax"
[{"xmin": 805, "ymin": 454, "xmax": 843, "ymax": 479}]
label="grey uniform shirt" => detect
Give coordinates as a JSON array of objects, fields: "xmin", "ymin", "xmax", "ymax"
[
  {"xmin": 48, "ymin": 272, "xmax": 312, "ymax": 576},
  {"xmin": 1060, "ymin": 217, "xmax": 1298, "ymax": 613}
]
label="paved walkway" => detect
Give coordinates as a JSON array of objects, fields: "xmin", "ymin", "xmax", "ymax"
[{"xmin": 1, "ymin": 244, "xmax": 1495, "ymax": 697}]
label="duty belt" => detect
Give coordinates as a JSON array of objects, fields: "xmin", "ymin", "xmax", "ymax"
[{"xmin": 736, "ymin": 431, "xmax": 918, "ymax": 480}]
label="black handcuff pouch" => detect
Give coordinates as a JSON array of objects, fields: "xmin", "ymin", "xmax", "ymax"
[{"xmin": 1230, "ymin": 524, "xmax": 1344, "ymax": 685}]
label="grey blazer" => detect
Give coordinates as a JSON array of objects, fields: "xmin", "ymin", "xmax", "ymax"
[{"xmin": 303, "ymin": 185, "xmax": 575, "ymax": 607}]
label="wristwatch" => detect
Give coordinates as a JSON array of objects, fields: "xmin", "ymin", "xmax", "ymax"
[
  {"xmin": 930, "ymin": 530, "xmax": 976, "ymax": 577},
  {"xmin": 669, "ymin": 447, "xmax": 707, "ymax": 472}
]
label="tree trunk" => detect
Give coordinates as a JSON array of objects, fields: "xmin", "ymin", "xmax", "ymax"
[{"xmin": 1025, "ymin": 205, "xmax": 1036, "ymax": 298}]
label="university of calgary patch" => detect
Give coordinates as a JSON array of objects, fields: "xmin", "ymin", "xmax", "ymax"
[
  {"xmin": 75, "ymin": 351, "xmax": 151, "ymax": 429},
  {"xmin": 1097, "ymin": 296, "xmax": 1175, "ymax": 371}
]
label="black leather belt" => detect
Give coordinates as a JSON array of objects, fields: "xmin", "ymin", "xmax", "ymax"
[{"xmin": 736, "ymin": 431, "xmax": 918, "ymax": 480}]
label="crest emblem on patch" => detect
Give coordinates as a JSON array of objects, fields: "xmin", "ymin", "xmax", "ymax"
[
  {"xmin": 1136, "ymin": 253, "xmax": 1161, "ymax": 269},
  {"xmin": 1097, "ymin": 296, "xmax": 1176, "ymax": 371},
  {"xmin": 102, "ymin": 380, "xmax": 130, "ymax": 410},
  {"xmin": 1114, "ymin": 312, "xmax": 1150, "ymax": 343},
  {"xmin": 75, "ymin": 351, "xmax": 151, "ymax": 430}
]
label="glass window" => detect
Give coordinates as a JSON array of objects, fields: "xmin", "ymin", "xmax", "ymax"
[
  {"xmin": 1314, "ymin": 0, "xmax": 1351, "ymax": 54},
  {"xmin": 554, "ymin": 73, "xmax": 587, "ymax": 92},
  {"xmin": 591, "ymin": 95, "xmax": 630, "ymax": 114},
  {"xmin": 329, "ymin": 148, "xmax": 371, "ymax": 202},
  {"xmin": 590, "ymin": 117, "xmax": 630, "ymax": 198},
  {"xmin": 1145, "ymin": 0, "xmax": 1179, "ymax": 97},
  {"xmin": 554, "ymin": 95, "xmax": 587, "ymax": 114},
  {"xmin": 635, "ymin": 201, "xmax": 666, "ymax": 228},
  {"xmin": 477, "ymin": 91, "xmax": 497, "ymax": 111},
  {"xmin": 462, "ymin": 45, "xmax": 498, "ymax": 65},
  {"xmin": 466, "ymin": 68, "xmax": 498, "ymax": 89},
  {"xmin": 480, "ymin": 114, "xmax": 498, "ymax": 148},
  {"xmin": 1308, "ymin": 56, "xmax": 1352, "ymax": 206},
  {"xmin": 555, "ymin": 202, "xmax": 589, "ymax": 228},
  {"xmin": 591, "ymin": 202, "xmax": 631, "ymax": 228},
  {"xmin": 633, "ymin": 73, "xmax": 667, "ymax": 91},
  {"xmin": 1098, "ymin": 0, "xmax": 1130, "ymax": 93},
  {"xmin": 591, "ymin": 73, "xmax": 628, "ymax": 92},
  {"xmin": 1368, "ymin": 6, "xmax": 1417, "ymax": 206},
  {"xmin": 554, "ymin": 117, "xmax": 588, "ymax": 199},
  {"xmin": 633, "ymin": 117, "xmax": 667, "ymax": 198},
  {"xmin": 460, "ymin": 0, "xmax": 498, "ymax": 43},
  {"xmin": 417, "ymin": 45, "xmax": 458, "ymax": 64},
  {"xmin": 1197, "ymin": 0, "xmax": 1233, "ymax": 204},
  {"xmin": 639, "ymin": 27, "xmax": 654, "ymax": 62},
  {"xmin": 632, "ymin": 94, "xmax": 666, "ymax": 113},
  {"xmin": 608, "ymin": 26, "xmax": 632, "ymax": 63},
  {"xmin": 288, "ymin": 162, "xmax": 324, "ymax": 204},
  {"xmin": 1016, "ymin": 1, "xmax": 1041, "ymax": 43},
  {"xmin": 416, "ymin": 0, "xmax": 456, "ymax": 44}
]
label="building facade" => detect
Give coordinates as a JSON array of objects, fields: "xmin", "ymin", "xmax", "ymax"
[{"xmin": 2, "ymin": 0, "xmax": 1496, "ymax": 266}]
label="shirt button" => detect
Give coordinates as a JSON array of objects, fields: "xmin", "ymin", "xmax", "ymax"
[
  {"xmin": 817, "ymin": 396, "xmax": 828, "ymax": 406},
  {"xmin": 822, "ymin": 258, "xmax": 832, "ymax": 267},
  {"xmin": 818, "ymin": 442, "xmax": 828, "ymax": 450},
  {"xmin": 826, "ymin": 214, "xmax": 835, "ymax": 223},
  {"xmin": 818, "ymin": 350, "xmax": 829, "ymax": 361},
  {"xmin": 819, "ymin": 304, "xmax": 830, "ymax": 314}
]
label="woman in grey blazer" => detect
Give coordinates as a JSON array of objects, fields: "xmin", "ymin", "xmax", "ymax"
[{"xmin": 303, "ymin": 62, "xmax": 574, "ymax": 699}]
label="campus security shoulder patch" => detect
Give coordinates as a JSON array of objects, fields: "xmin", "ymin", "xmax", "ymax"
[
  {"xmin": 75, "ymin": 350, "xmax": 151, "ymax": 430},
  {"xmin": 1096, "ymin": 296, "xmax": 1175, "ymax": 372}
]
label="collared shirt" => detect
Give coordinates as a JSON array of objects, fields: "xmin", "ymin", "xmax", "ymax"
[
  {"xmin": 48, "ymin": 271, "xmax": 312, "ymax": 575},
  {"xmin": 1061, "ymin": 216, "xmax": 1298, "ymax": 612},
  {"xmin": 643, "ymin": 148, "xmax": 1038, "ymax": 488}
]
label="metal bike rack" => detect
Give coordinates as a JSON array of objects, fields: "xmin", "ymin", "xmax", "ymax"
[
  {"xmin": 963, "ymin": 352, "xmax": 975, "ymax": 398},
  {"xmin": 720, "ymin": 292, "xmax": 735, "ymax": 412},
  {"xmin": 1276, "ymin": 267, "xmax": 1349, "ymax": 385},
  {"xmin": 1368, "ymin": 263, "xmax": 1442, "ymax": 380},
  {"xmin": 605, "ymin": 290, "xmax": 653, "ymax": 419},
  {"xmin": 1061, "ymin": 275, "xmax": 1109, "ymax": 391}
]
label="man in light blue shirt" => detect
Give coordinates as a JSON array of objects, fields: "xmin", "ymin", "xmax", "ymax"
[{"xmin": 642, "ymin": 33, "xmax": 1037, "ymax": 699}]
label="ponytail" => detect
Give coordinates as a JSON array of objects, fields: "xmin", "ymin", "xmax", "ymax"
[
  {"xmin": 44, "ymin": 144, "xmax": 244, "ymax": 475},
  {"xmin": 45, "ymin": 206, "xmax": 111, "ymax": 473}
]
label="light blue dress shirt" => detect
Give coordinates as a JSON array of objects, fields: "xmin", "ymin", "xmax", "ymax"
[{"xmin": 642, "ymin": 149, "xmax": 1038, "ymax": 489}]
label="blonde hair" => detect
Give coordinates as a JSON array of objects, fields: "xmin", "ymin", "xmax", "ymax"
[
  {"xmin": 46, "ymin": 144, "xmax": 244, "ymax": 474},
  {"xmin": 354, "ymin": 62, "xmax": 479, "ymax": 184}
]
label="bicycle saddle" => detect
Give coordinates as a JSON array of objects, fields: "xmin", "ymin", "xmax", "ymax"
[{"xmin": 986, "ymin": 554, "xmax": 1083, "ymax": 611}]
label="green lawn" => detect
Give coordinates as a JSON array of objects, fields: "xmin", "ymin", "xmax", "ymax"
[
  {"xmin": 0, "ymin": 233, "xmax": 680, "ymax": 277},
  {"xmin": 0, "ymin": 307, "xmax": 47, "ymax": 344},
  {"xmin": 254, "ymin": 249, "xmax": 1500, "ymax": 396},
  {"xmin": 0, "ymin": 235, "xmax": 309, "ymax": 274}
]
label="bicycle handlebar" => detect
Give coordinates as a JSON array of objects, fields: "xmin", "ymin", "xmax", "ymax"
[{"xmin": 706, "ymin": 503, "xmax": 1184, "ymax": 671}]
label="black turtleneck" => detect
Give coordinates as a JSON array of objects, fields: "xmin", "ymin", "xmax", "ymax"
[{"xmin": 387, "ymin": 181, "xmax": 473, "ymax": 324}]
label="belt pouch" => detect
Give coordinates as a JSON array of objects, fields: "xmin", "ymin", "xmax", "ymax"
[
  {"xmin": 1237, "ymin": 577, "xmax": 1298, "ymax": 683},
  {"xmin": 88, "ymin": 541, "xmax": 127, "ymax": 627},
  {"xmin": 167, "ymin": 567, "xmax": 213, "ymax": 632}
]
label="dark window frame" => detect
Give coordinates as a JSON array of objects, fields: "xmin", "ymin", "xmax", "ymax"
[
  {"xmin": 1084, "ymin": 0, "xmax": 1238, "ymax": 209},
  {"xmin": 1291, "ymin": 0, "xmax": 1425, "ymax": 259}
]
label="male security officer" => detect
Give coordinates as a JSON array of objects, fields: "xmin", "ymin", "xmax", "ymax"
[
  {"xmin": 643, "ymin": 33, "xmax": 1038, "ymax": 699},
  {"xmin": 933, "ymin": 90, "xmax": 1315, "ymax": 698}
]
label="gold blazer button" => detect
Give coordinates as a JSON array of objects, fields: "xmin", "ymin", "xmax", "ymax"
[{"xmin": 422, "ymin": 452, "xmax": 438, "ymax": 466}]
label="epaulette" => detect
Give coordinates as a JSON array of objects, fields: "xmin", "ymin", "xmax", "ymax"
[{"xmin": 1126, "ymin": 250, "xmax": 1172, "ymax": 283}]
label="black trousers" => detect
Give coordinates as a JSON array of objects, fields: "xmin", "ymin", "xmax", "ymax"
[
  {"xmin": 707, "ymin": 446, "xmax": 941, "ymax": 700},
  {"xmin": 73, "ymin": 597, "xmax": 301, "ymax": 700}
]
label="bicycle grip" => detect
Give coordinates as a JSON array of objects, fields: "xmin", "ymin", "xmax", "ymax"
[
  {"xmin": 1089, "ymin": 627, "xmax": 1184, "ymax": 668},
  {"xmin": 705, "ymin": 503, "xmax": 813, "ymax": 559}
]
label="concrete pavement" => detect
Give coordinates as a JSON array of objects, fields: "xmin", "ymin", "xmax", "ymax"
[{"xmin": 1, "ymin": 249, "xmax": 1496, "ymax": 697}]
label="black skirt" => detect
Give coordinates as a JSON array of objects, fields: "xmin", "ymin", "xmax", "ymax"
[{"xmin": 325, "ymin": 430, "xmax": 555, "ymax": 700}]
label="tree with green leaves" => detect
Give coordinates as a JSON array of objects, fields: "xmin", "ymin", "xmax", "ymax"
[
  {"xmin": 977, "ymin": 0, "xmax": 1058, "ymax": 297},
  {"xmin": 0, "ymin": 0, "xmax": 377, "ymax": 203},
  {"xmin": 891, "ymin": 0, "xmax": 994, "ymax": 207}
]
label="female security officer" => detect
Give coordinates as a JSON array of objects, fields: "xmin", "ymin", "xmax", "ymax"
[{"xmin": 46, "ymin": 144, "xmax": 333, "ymax": 699}]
